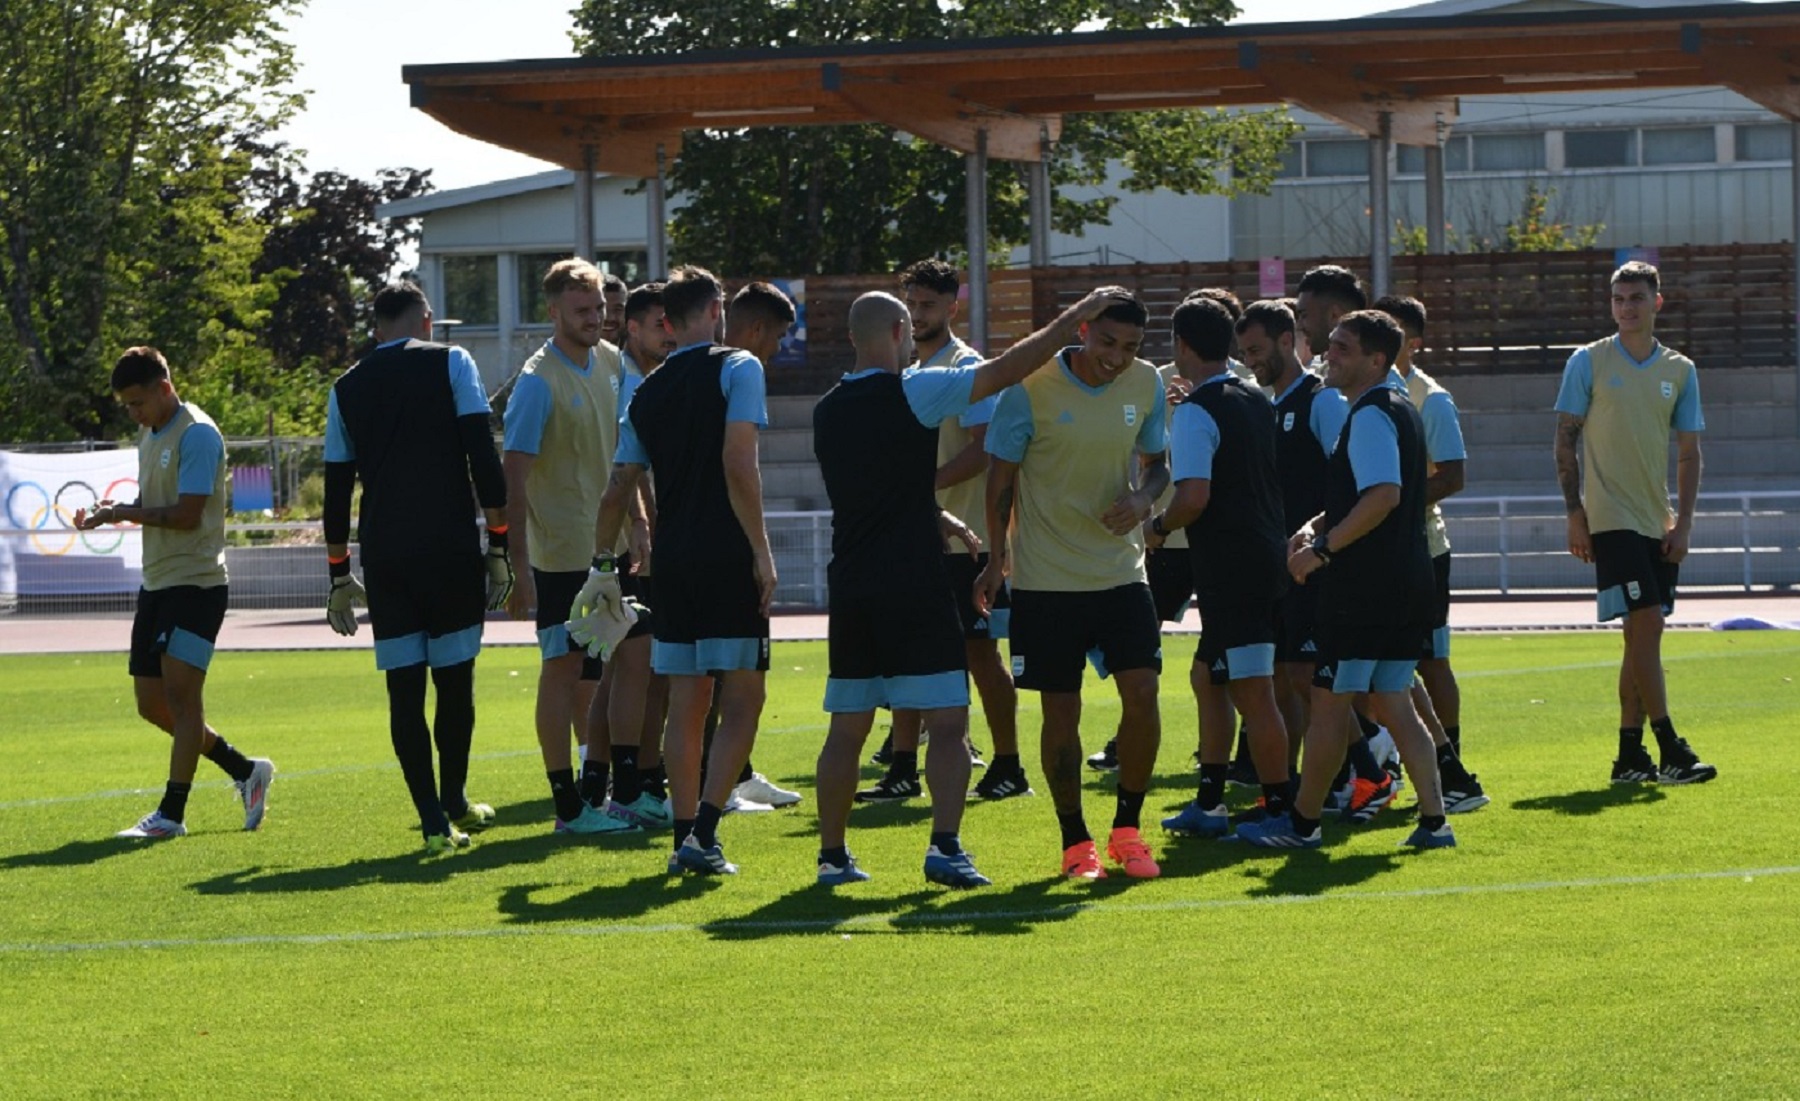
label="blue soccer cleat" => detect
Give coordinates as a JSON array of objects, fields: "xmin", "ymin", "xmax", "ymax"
[
  {"xmin": 675, "ymin": 835, "xmax": 738, "ymax": 875},
  {"xmin": 1402, "ymin": 821, "xmax": 1457, "ymax": 849},
  {"xmin": 924, "ymin": 845, "xmax": 991, "ymax": 888},
  {"xmin": 1234, "ymin": 813, "xmax": 1322, "ymax": 849},
  {"xmin": 1162, "ymin": 800, "xmax": 1230, "ymax": 838},
  {"xmin": 817, "ymin": 854, "xmax": 871, "ymax": 886}
]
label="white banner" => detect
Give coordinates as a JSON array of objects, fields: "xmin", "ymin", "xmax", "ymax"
[{"xmin": 0, "ymin": 449, "xmax": 144, "ymax": 596}]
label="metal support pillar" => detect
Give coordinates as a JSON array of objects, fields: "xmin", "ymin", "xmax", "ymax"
[
  {"xmin": 1425, "ymin": 143, "xmax": 1447, "ymax": 255},
  {"xmin": 1028, "ymin": 127, "xmax": 1052, "ymax": 271},
  {"xmin": 1792, "ymin": 121, "xmax": 1799, "ymax": 436},
  {"xmin": 575, "ymin": 144, "xmax": 596, "ymax": 261},
  {"xmin": 965, "ymin": 128, "xmax": 990, "ymax": 352},
  {"xmin": 1369, "ymin": 112, "xmax": 1392, "ymax": 296},
  {"xmin": 647, "ymin": 143, "xmax": 669, "ymax": 278}
]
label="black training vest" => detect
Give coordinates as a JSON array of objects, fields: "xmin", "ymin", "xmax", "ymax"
[
  {"xmin": 1317, "ymin": 384, "xmax": 1432, "ymax": 629},
  {"xmin": 626, "ymin": 344, "xmax": 749, "ymax": 573},
  {"xmin": 1274, "ymin": 372, "xmax": 1330, "ymax": 536},
  {"xmin": 331, "ymin": 339, "xmax": 480, "ymax": 565},
  {"xmin": 812, "ymin": 371, "xmax": 946, "ymax": 595},
  {"xmin": 1181, "ymin": 376, "xmax": 1289, "ymax": 600}
]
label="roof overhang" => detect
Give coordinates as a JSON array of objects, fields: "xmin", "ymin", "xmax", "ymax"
[{"xmin": 403, "ymin": 2, "xmax": 1800, "ymax": 176}]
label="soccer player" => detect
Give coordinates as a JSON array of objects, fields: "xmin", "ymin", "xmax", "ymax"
[
  {"xmin": 1294, "ymin": 265, "xmax": 1365, "ymax": 373},
  {"xmin": 1237, "ymin": 311, "xmax": 1454, "ymax": 850},
  {"xmin": 1374, "ymin": 294, "xmax": 1489, "ymax": 813},
  {"xmin": 77, "ymin": 347, "xmax": 274, "ymax": 840},
  {"xmin": 1148, "ymin": 298, "xmax": 1294, "ymax": 838},
  {"xmin": 1235, "ymin": 300, "xmax": 1347, "ymax": 771},
  {"xmin": 858, "ymin": 258, "xmax": 1025, "ymax": 804},
  {"xmin": 600, "ymin": 272, "xmax": 629, "ymax": 346},
  {"xmin": 1553, "ymin": 261, "xmax": 1715, "ymax": 785},
  {"xmin": 585, "ymin": 266, "xmax": 782, "ymax": 875},
  {"xmin": 319, "ymin": 282, "xmax": 511, "ymax": 851},
  {"xmin": 976, "ymin": 290, "xmax": 1168, "ymax": 880},
  {"xmin": 812, "ymin": 287, "xmax": 1124, "ymax": 886},
  {"xmin": 502, "ymin": 259, "xmax": 637, "ymax": 835}
]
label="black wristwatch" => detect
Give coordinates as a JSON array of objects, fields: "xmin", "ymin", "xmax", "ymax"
[
  {"xmin": 1151, "ymin": 514, "xmax": 1168, "ymax": 538},
  {"xmin": 1309, "ymin": 533, "xmax": 1333, "ymax": 565},
  {"xmin": 592, "ymin": 553, "xmax": 617, "ymax": 574}
]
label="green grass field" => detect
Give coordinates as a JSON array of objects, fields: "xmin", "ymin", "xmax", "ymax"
[{"xmin": 3, "ymin": 632, "xmax": 1798, "ymax": 1099}]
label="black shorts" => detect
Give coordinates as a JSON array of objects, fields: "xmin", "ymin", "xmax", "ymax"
[
  {"xmin": 650, "ymin": 556, "xmax": 770, "ymax": 676},
  {"xmin": 1010, "ymin": 583, "xmax": 1162, "ymax": 694},
  {"xmin": 1192, "ymin": 594, "xmax": 1280, "ymax": 686},
  {"xmin": 533, "ymin": 568, "xmax": 602, "ymax": 679},
  {"xmin": 1313, "ymin": 621, "xmax": 1428, "ymax": 693},
  {"xmin": 1275, "ymin": 581, "xmax": 1322, "ymax": 664},
  {"xmin": 941, "ymin": 553, "xmax": 1010, "ymax": 640},
  {"xmin": 823, "ymin": 584, "xmax": 968, "ymax": 712},
  {"xmin": 1146, "ymin": 547, "xmax": 1195, "ymax": 624},
  {"xmin": 1593, "ymin": 530, "xmax": 1678, "ymax": 623},
  {"xmin": 365, "ymin": 554, "xmax": 486, "ymax": 673},
  {"xmin": 1421, "ymin": 552, "xmax": 1453, "ymax": 660},
  {"xmin": 619, "ymin": 553, "xmax": 654, "ymax": 642},
  {"xmin": 130, "ymin": 585, "xmax": 229, "ymax": 677}
]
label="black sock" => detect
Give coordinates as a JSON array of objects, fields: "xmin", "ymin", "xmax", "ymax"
[
  {"xmin": 1262, "ymin": 781, "xmax": 1292, "ymax": 819},
  {"xmin": 1196, "ymin": 763, "xmax": 1227, "ymax": 809},
  {"xmin": 610, "ymin": 745, "xmax": 642, "ymax": 805},
  {"xmin": 431, "ymin": 661, "xmax": 475, "ymax": 817},
  {"xmin": 203, "ymin": 738, "xmax": 254, "ymax": 783},
  {"xmin": 1113, "ymin": 786, "xmax": 1146, "ymax": 830},
  {"xmin": 737, "ymin": 758, "xmax": 755, "ymax": 785},
  {"xmin": 820, "ymin": 845, "xmax": 850, "ymax": 867},
  {"xmin": 672, "ymin": 819, "xmax": 694, "ymax": 852},
  {"xmin": 158, "ymin": 780, "xmax": 192, "ymax": 823},
  {"xmin": 1332, "ymin": 758, "xmax": 1352, "ymax": 789},
  {"xmin": 1619, "ymin": 725, "xmax": 1646, "ymax": 756},
  {"xmin": 642, "ymin": 763, "xmax": 667, "ymax": 800},
  {"xmin": 1347, "ymin": 735, "xmax": 1384, "ymax": 782},
  {"xmin": 890, "ymin": 750, "xmax": 919, "ymax": 780},
  {"xmin": 990, "ymin": 753, "xmax": 1021, "ymax": 773},
  {"xmin": 1057, "ymin": 810, "xmax": 1091, "ymax": 850},
  {"xmin": 1355, "ymin": 710, "xmax": 1381, "ymax": 739},
  {"xmin": 1291, "ymin": 809, "xmax": 1320, "ymax": 837},
  {"xmin": 693, "ymin": 801, "xmax": 724, "ymax": 848},
  {"xmin": 929, "ymin": 831, "xmax": 962, "ymax": 855},
  {"xmin": 580, "ymin": 760, "xmax": 611, "ymax": 808},
  {"xmin": 387, "ymin": 665, "xmax": 448, "ymax": 837},
  {"xmin": 1445, "ymin": 724, "xmax": 1461, "ymax": 753},
  {"xmin": 1419, "ymin": 813, "xmax": 1447, "ymax": 833},
  {"xmin": 1649, "ymin": 717, "xmax": 1680, "ymax": 753},
  {"xmin": 1233, "ymin": 724, "xmax": 1252, "ymax": 764},
  {"xmin": 548, "ymin": 768, "xmax": 584, "ymax": 823}
]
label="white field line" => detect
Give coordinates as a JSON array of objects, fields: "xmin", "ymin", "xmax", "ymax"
[{"xmin": 3, "ymin": 864, "xmax": 1795, "ymax": 956}]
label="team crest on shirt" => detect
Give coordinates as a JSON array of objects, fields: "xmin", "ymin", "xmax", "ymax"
[
  {"xmin": 158, "ymin": 449, "xmax": 172, "ymax": 470},
  {"xmin": 572, "ymin": 393, "xmax": 585, "ymax": 409},
  {"xmin": 1123, "ymin": 404, "xmax": 1138, "ymax": 426},
  {"xmin": 1283, "ymin": 412, "xmax": 1295, "ymax": 432},
  {"xmin": 1012, "ymin": 655, "xmax": 1025, "ymax": 676},
  {"xmin": 1660, "ymin": 380, "xmax": 1674, "ymax": 400},
  {"xmin": 1628, "ymin": 581, "xmax": 1642, "ymax": 601}
]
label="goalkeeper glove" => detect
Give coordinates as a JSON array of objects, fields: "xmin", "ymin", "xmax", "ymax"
[
  {"xmin": 570, "ymin": 554, "xmax": 623, "ymax": 622},
  {"xmin": 483, "ymin": 525, "xmax": 514, "ymax": 612},
  {"xmin": 326, "ymin": 570, "xmax": 366, "ymax": 636},
  {"xmin": 567, "ymin": 597, "xmax": 645, "ymax": 661}
]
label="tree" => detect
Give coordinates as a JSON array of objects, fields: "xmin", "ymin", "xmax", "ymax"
[
  {"xmin": 1394, "ymin": 181, "xmax": 1604, "ymax": 255},
  {"xmin": 570, "ymin": 0, "xmax": 1299, "ymax": 275},
  {"xmin": 0, "ymin": 0, "xmax": 301, "ymax": 440}
]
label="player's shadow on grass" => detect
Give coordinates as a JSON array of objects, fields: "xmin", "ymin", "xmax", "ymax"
[
  {"xmin": 701, "ymin": 874, "xmax": 1103, "ymax": 942},
  {"xmin": 0, "ymin": 837, "xmax": 163, "ymax": 869},
  {"xmin": 700, "ymin": 883, "xmax": 940, "ymax": 941},
  {"xmin": 495, "ymin": 871, "xmax": 722, "ymax": 925},
  {"xmin": 1240, "ymin": 850, "xmax": 1404, "ymax": 899},
  {"xmin": 1511, "ymin": 786, "xmax": 1666, "ymax": 816}
]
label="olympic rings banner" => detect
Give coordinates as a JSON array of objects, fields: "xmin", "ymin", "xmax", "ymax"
[{"xmin": 0, "ymin": 449, "xmax": 144, "ymax": 596}]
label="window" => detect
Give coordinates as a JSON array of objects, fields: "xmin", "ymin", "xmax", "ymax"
[
  {"xmin": 1306, "ymin": 140, "xmax": 1368, "ymax": 177},
  {"xmin": 1397, "ymin": 137, "xmax": 1470, "ymax": 174},
  {"xmin": 515, "ymin": 252, "xmax": 576, "ymax": 326},
  {"xmin": 593, "ymin": 250, "xmax": 649, "ymax": 284},
  {"xmin": 441, "ymin": 255, "xmax": 497, "ymax": 327},
  {"xmin": 1472, "ymin": 133, "xmax": 1545, "ymax": 171},
  {"xmin": 1564, "ymin": 129, "xmax": 1636, "ymax": 169},
  {"xmin": 1642, "ymin": 127, "xmax": 1714, "ymax": 166},
  {"xmin": 1737, "ymin": 123, "xmax": 1793, "ymax": 162},
  {"xmin": 1276, "ymin": 141, "xmax": 1303, "ymax": 179}
]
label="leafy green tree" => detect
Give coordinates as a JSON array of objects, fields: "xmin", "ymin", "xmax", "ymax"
[
  {"xmin": 0, "ymin": 0, "xmax": 301, "ymax": 440},
  {"xmin": 571, "ymin": 0, "xmax": 1298, "ymax": 275}
]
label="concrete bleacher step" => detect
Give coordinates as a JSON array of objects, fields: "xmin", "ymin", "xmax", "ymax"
[{"xmin": 1438, "ymin": 365, "xmax": 1796, "ymax": 413}]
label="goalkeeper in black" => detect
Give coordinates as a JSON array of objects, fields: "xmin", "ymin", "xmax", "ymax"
[{"xmin": 322, "ymin": 280, "xmax": 513, "ymax": 853}]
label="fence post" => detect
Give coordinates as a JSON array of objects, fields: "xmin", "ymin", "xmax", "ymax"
[
  {"xmin": 1497, "ymin": 498, "xmax": 1510, "ymax": 595},
  {"xmin": 1741, "ymin": 494, "xmax": 1753, "ymax": 592},
  {"xmin": 811, "ymin": 513, "xmax": 828, "ymax": 607}
]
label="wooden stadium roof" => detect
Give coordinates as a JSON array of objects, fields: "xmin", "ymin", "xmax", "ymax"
[{"xmin": 403, "ymin": 2, "xmax": 1800, "ymax": 177}]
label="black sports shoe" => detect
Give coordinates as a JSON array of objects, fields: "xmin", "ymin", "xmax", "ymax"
[
  {"xmin": 855, "ymin": 774, "xmax": 921, "ymax": 803},
  {"xmin": 1086, "ymin": 739, "xmax": 1119, "ymax": 772},
  {"xmin": 1657, "ymin": 739, "xmax": 1718, "ymax": 785},
  {"xmin": 973, "ymin": 763, "xmax": 1033, "ymax": 800},
  {"xmin": 1225, "ymin": 758, "xmax": 1260, "ymax": 790},
  {"xmin": 1611, "ymin": 745, "xmax": 1659, "ymax": 784},
  {"xmin": 870, "ymin": 731, "xmax": 894, "ymax": 767},
  {"xmin": 1444, "ymin": 772, "xmax": 1490, "ymax": 814}
]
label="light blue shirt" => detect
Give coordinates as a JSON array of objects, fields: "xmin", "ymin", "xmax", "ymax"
[
  {"xmin": 985, "ymin": 354, "xmax": 1170, "ymax": 463},
  {"xmin": 1170, "ymin": 403, "xmax": 1219, "ymax": 482},
  {"xmin": 1346, "ymin": 405, "xmax": 1401, "ymax": 492},
  {"xmin": 1415, "ymin": 388, "xmax": 1468, "ymax": 463},
  {"xmin": 1312, "ymin": 385, "xmax": 1350, "ymax": 455},
  {"xmin": 921, "ymin": 340, "xmax": 992, "ymax": 428},
  {"xmin": 165, "ymin": 413, "xmax": 223, "ymax": 496},
  {"xmin": 323, "ymin": 340, "xmax": 486, "ymax": 463},
  {"xmin": 1554, "ymin": 340, "xmax": 1705, "ymax": 432}
]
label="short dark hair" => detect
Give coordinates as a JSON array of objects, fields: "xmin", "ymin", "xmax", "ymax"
[
  {"xmin": 112, "ymin": 346, "xmax": 170, "ymax": 391},
  {"xmin": 1093, "ymin": 285, "xmax": 1148, "ymax": 329},
  {"xmin": 662, "ymin": 265, "xmax": 725, "ymax": 327},
  {"xmin": 372, "ymin": 280, "xmax": 429, "ymax": 324},
  {"xmin": 1372, "ymin": 294, "xmax": 1426, "ymax": 340},
  {"xmin": 1171, "ymin": 298, "xmax": 1236, "ymax": 362},
  {"xmin": 1336, "ymin": 310, "xmax": 1405, "ymax": 367},
  {"xmin": 728, "ymin": 281, "xmax": 796, "ymax": 328},
  {"xmin": 1297, "ymin": 265, "xmax": 1367, "ymax": 312},
  {"xmin": 602, "ymin": 272, "xmax": 628, "ymax": 296},
  {"xmin": 1184, "ymin": 286, "xmax": 1243, "ymax": 322},
  {"xmin": 1237, "ymin": 299, "xmax": 1296, "ymax": 341},
  {"xmin": 899, "ymin": 258, "xmax": 960, "ymax": 297},
  {"xmin": 1612, "ymin": 260, "xmax": 1660, "ymax": 294},
  {"xmin": 624, "ymin": 281, "xmax": 665, "ymax": 325}
]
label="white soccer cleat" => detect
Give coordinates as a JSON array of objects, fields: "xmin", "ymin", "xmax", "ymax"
[
  {"xmin": 117, "ymin": 810, "xmax": 186, "ymax": 840},
  {"xmin": 722, "ymin": 792, "xmax": 774, "ymax": 815},
  {"xmin": 732, "ymin": 771, "xmax": 801, "ymax": 808},
  {"xmin": 235, "ymin": 758, "xmax": 275, "ymax": 831}
]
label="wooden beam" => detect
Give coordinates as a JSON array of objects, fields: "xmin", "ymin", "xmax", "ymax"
[
  {"xmin": 1697, "ymin": 38, "xmax": 1800, "ymax": 121},
  {"xmin": 830, "ymin": 71, "xmax": 1060, "ymax": 161},
  {"xmin": 414, "ymin": 91, "xmax": 681, "ymax": 175},
  {"xmin": 1242, "ymin": 48, "xmax": 1456, "ymax": 144}
]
